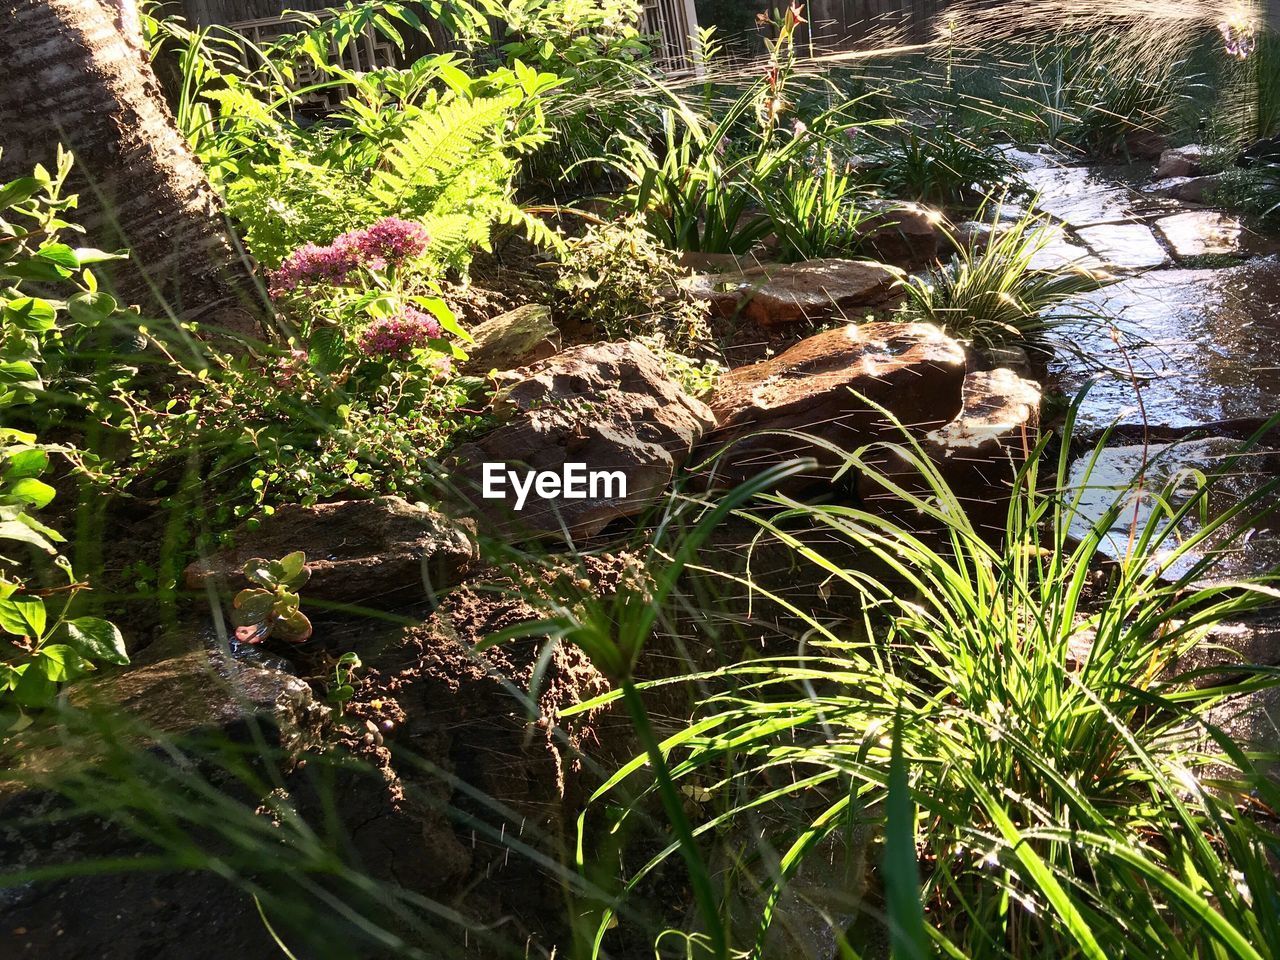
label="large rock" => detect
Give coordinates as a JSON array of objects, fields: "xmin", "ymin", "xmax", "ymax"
[
  {"xmin": 1147, "ymin": 174, "xmax": 1219, "ymax": 204},
  {"xmin": 696, "ymin": 322, "xmax": 968, "ymax": 488},
  {"xmin": 856, "ymin": 200, "xmax": 945, "ymax": 267},
  {"xmin": 1155, "ymin": 143, "xmax": 1207, "ymax": 179},
  {"xmin": 185, "ymin": 497, "xmax": 478, "ymax": 608},
  {"xmin": 460, "ymin": 304, "xmax": 560, "ymax": 375},
  {"xmin": 862, "ymin": 368, "xmax": 1041, "ymax": 535},
  {"xmin": 685, "ymin": 258, "xmax": 902, "ymax": 330},
  {"xmin": 447, "ymin": 341, "xmax": 715, "ymax": 540},
  {"xmin": 67, "ymin": 649, "xmax": 328, "ymax": 753}
]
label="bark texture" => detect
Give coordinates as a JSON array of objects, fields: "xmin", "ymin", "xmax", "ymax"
[{"xmin": 0, "ymin": 0, "xmax": 264, "ymax": 339}]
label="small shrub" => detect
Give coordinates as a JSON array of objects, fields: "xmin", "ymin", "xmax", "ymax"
[
  {"xmin": 864, "ymin": 125, "xmax": 1016, "ymax": 211},
  {"xmin": 0, "ymin": 151, "xmax": 129, "ymax": 714},
  {"xmin": 556, "ymin": 217, "xmax": 709, "ymax": 349}
]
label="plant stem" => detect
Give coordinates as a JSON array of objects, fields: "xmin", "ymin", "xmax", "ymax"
[{"xmin": 619, "ymin": 678, "xmax": 728, "ymax": 960}]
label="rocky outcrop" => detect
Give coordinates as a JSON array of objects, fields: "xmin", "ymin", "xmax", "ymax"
[
  {"xmin": 685, "ymin": 259, "xmax": 902, "ymax": 330},
  {"xmin": 185, "ymin": 497, "xmax": 478, "ymax": 609},
  {"xmin": 447, "ymin": 341, "xmax": 715, "ymax": 540},
  {"xmin": 460, "ymin": 304, "xmax": 561, "ymax": 375},
  {"xmin": 696, "ymin": 322, "xmax": 967, "ymax": 488}
]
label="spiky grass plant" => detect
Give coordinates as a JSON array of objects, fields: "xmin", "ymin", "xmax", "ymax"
[
  {"xmin": 566, "ymin": 406, "xmax": 1280, "ymax": 958},
  {"xmin": 896, "ymin": 202, "xmax": 1105, "ymax": 345}
]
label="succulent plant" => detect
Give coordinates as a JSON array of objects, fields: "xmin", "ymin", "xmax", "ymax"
[{"xmin": 231, "ymin": 551, "xmax": 312, "ymax": 645}]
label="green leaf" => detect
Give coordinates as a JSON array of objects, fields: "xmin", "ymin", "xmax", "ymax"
[
  {"xmin": 5, "ymin": 477, "xmax": 55, "ymax": 509},
  {"xmin": 13, "ymin": 663, "xmax": 57, "ymax": 708},
  {"xmin": 0, "ymin": 176, "xmax": 41, "ymax": 209},
  {"xmin": 242, "ymin": 557, "xmax": 279, "ymax": 588},
  {"xmin": 277, "ymin": 551, "xmax": 310, "ymax": 589},
  {"xmin": 883, "ymin": 713, "xmax": 930, "ymax": 960},
  {"xmin": 38, "ymin": 643, "xmax": 94, "ymax": 682},
  {"xmin": 36, "ymin": 242, "xmax": 80, "ymax": 271},
  {"xmin": 67, "ymin": 291, "xmax": 119, "ymax": 326},
  {"xmin": 0, "ymin": 362, "xmax": 41, "ymax": 394},
  {"xmin": 3, "ymin": 446, "xmax": 49, "ymax": 480},
  {"xmin": 3, "ymin": 296, "xmax": 57, "ymax": 332},
  {"xmin": 72, "ymin": 247, "xmax": 127, "ymax": 265},
  {"xmin": 273, "ymin": 610, "xmax": 312, "ymax": 644},
  {"xmin": 59, "ymin": 617, "xmax": 129, "ymax": 665},
  {"xmin": 0, "ymin": 518, "xmax": 57, "ymax": 553},
  {"xmin": 231, "ymin": 588, "xmax": 275, "ymax": 626},
  {"xmin": 0, "ymin": 596, "xmax": 45, "ymax": 637}
]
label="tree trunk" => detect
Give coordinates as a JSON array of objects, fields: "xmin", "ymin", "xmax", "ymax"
[{"xmin": 0, "ymin": 0, "xmax": 265, "ymax": 342}]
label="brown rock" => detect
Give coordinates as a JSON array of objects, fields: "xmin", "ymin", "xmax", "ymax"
[
  {"xmin": 861, "ymin": 368, "xmax": 1041, "ymax": 535},
  {"xmin": 460, "ymin": 304, "xmax": 560, "ymax": 375},
  {"xmin": 184, "ymin": 497, "xmax": 478, "ymax": 608},
  {"xmin": 857, "ymin": 200, "xmax": 945, "ymax": 267},
  {"xmin": 1124, "ymin": 128, "xmax": 1170, "ymax": 160},
  {"xmin": 66, "ymin": 650, "xmax": 328, "ymax": 754},
  {"xmin": 1147, "ymin": 174, "xmax": 1218, "ymax": 204},
  {"xmin": 447, "ymin": 341, "xmax": 715, "ymax": 540},
  {"xmin": 1154, "ymin": 144, "xmax": 1207, "ymax": 179},
  {"xmin": 685, "ymin": 258, "xmax": 902, "ymax": 330},
  {"xmin": 696, "ymin": 322, "xmax": 968, "ymax": 488}
]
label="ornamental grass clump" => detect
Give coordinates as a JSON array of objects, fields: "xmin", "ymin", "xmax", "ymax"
[
  {"xmin": 896, "ymin": 200, "xmax": 1105, "ymax": 345},
  {"xmin": 565, "ymin": 405, "xmax": 1280, "ymax": 958}
]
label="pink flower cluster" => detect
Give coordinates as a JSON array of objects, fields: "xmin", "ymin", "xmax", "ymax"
[
  {"xmin": 269, "ymin": 218, "xmax": 431, "ymax": 297},
  {"xmin": 357, "ymin": 307, "xmax": 443, "ymax": 360}
]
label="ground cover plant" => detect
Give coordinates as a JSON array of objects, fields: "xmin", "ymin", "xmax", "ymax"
[{"xmin": 3, "ymin": 1, "xmax": 1280, "ymax": 958}]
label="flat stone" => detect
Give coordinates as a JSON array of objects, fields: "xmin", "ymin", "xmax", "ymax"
[
  {"xmin": 685, "ymin": 259, "xmax": 902, "ymax": 330},
  {"xmin": 185, "ymin": 497, "xmax": 478, "ymax": 608},
  {"xmin": 1065, "ymin": 438, "xmax": 1280, "ymax": 584},
  {"xmin": 1021, "ymin": 165, "xmax": 1140, "ymax": 228},
  {"xmin": 697, "ymin": 321, "xmax": 967, "ymax": 487},
  {"xmin": 460, "ymin": 304, "xmax": 560, "ymax": 375},
  {"xmin": 1047, "ymin": 261, "xmax": 1280, "ymax": 432},
  {"xmin": 448, "ymin": 341, "xmax": 714, "ymax": 540},
  {"xmin": 1027, "ymin": 225, "xmax": 1107, "ymax": 272},
  {"xmin": 1154, "ymin": 210, "xmax": 1260, "ymax": 258},
  {"xmin": 1076, "ymin": 223, "xmax": 1169, "ymax": 270},
  {"xmin": 65, "ymin": 650, "xmax": 328, "ymax": 754},
  {"xmin": 1155, "ymin": 144, "xmax": 1207, "ymax": 179}
]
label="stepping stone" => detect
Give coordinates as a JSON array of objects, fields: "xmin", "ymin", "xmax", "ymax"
[
  {"xmin": 1047, "ymin": 261, "xmax": 1280, "ymax": 433},
  {"xmin": 1065, "ymin": 437, "xmax": 1280, "ymax": 584},
  {"xmin": 1076, "ymin": 223, "xmax": 1169, "ymax": 270},
  {"xmin": 1154, "ymin": 210, "xmax": 1262, "ymax": 258},
  {"xmin": 1027, "ymin": 225, "xmax": 1106, "ymax": 272},
  {"xmin": 1021, "ymin": 165, "xmax": 1139, "ymax": 228}
]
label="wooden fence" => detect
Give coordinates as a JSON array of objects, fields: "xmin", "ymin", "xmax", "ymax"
[{"xmin": 175, "ymin": 0, "xmax": 703, "ymax": 74}]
